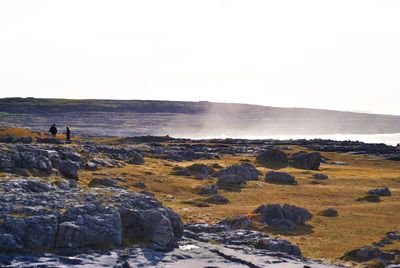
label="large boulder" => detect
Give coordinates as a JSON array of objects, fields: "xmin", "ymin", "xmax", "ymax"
[
  {"xmin": 214, "ymin": 163, "xmax": 261, "ymax": 181},
  {"xmin": 2, "ymin": 214, "xmax": 59, "ymax": 249},
  {"xmin": 56, "ymin": 205, "xmax": 122, "ymax": 249},
  {"xmin": 0, "ymin": 178, "xmax": 184, "ymax": 253},
  {"xmin": 256, "ymin": 149, "xmax": 288, "ymax": 169},
  {"xmin": 217, "ymin": 174, "xmax": 246, "ymax": 187},
  {"xmin": 290, "ymin": 151, "xmax": 321, "ymax": 170},
  {"xmin": 143, "ymin": 210, "xmax": 176, "ymax": 249},
  {"xmin": 253, "ymin": 204, "xmax": 312, "ymax": 230},
  {"xmin": 265, "ymin": 171, "xmax": 297, "ymax": 185}
]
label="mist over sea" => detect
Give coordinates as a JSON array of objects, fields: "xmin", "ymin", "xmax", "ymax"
[{"xmin": 180, "ymin": 133, "xmax": 400, "ymax": 146}]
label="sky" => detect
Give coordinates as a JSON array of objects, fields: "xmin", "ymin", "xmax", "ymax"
[{"xmin": 1, "ymin": 1, "xmax": 400, "ymax": 115}]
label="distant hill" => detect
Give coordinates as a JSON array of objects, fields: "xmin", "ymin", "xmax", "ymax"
[{"xmin": 0, "ymin": 98, "xmax": 400, "ymax": 137}]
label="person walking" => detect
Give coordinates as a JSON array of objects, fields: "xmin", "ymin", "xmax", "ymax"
[
  {"xmin": 66, "ymin": 127, "xmax": 71, "ymax": 143},
  {"xmin": 49, "ymin": 124, "xmax": 57, "ymax": 138}
]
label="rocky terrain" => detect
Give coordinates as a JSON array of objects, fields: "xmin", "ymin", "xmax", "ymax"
[{"xmin": 0, "ymin": 128, "xmax": 399, "ymax": 267}]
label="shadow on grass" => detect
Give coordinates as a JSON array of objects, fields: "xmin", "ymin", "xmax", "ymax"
[
  {"xmin": 217, "ymin": 184, "xmax": 242, "ymax": 193},
  {"xmin": 255, "ymin": 224, "xmax": 315, "ymax": 236}
]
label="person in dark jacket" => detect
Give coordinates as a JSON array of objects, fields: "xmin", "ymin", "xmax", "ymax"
[
  {"xmin": 49, "ymin": 124, "xmax": 57, "ymax": 138},
  {"xmin": 66, "ymin": 127, "xmax": 71, "ymax": 143}
]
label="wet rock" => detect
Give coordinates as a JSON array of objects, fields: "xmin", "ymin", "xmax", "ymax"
[
  {"xmin": 256, "ymin": 149, "xmax": 288, "ymax": 169},
  {"xmin": 219, "ymin": 215, "xmax": 252, "ymax": 230},
  {"xmin": 313, "ymin": 173, "xmax": 329, "ymax": 180},
  {"xmin": 184, "ymin": 223, "xmax": 303, "ymax": 257},
  {"xmin": 58, "ymin": 159, "xmax": 80, "ymax": 180},
  {"xmin": 265, "ymin": 171, "xmax": 297, "ymax": 185},
  {"xmin": 214, "ymin": 163, "xmax": 261, "ymax": 181},
  {"xmin": 331, "ymin": 161, "xmax": 349, "ymax": 166},
  {"xmin": 254, "ymin": 204, "xmax": 312, "ymax": 230},
  {"xmin": 368, "ymin": 187, "xmax": 391, "ymax": 197},
  {"xmin": 320, "ymin": 208, "xmax": 338, "ymax": 217},
  {"xmin": 291, "ymin": 151, "xmax": 321, "ymax": 170},
  {"xmin": 0, "ymin": 237, "xmax": 340, "ymax": 267},
  {"xmin": 197, "ymin": 184, "xmax": 218, "ymax": 195}
]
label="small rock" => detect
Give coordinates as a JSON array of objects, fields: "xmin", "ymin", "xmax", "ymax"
[
  {"xmin": 368, "ymin": 187, "xmax": 391, "ymax": 197},
  {"xmin": 386, "ymin": 231, "xmax": 400, "ymax": 240},
  {"xmin": 320, "ymin": 208, "xmax": 338, "ymax": 217},
  {"xmin": 127, "ymin": 153, "xmax": 145, "ymax": 165},
  {"xmin": 133, "ymin": 181, "xmax": 147, "ymax": 189},
  {"xmin": 88, "ymin": 178, "xmax": 117, "ymax": 188},
  {"xmin": 357, "ymin": 194, "xmax": 381, "ymax": 203},
  {"xmin": 219, "ymin": 215, "xmax": 252, "ymax": 229},
  {"xmin": 313, "ymin": 173, "xmax": 328, "ymax": 180},
  {"xmin": 197, "ymin": 184, "xmax": 218, "ymax": 195},
  {"xmin": 205, "ymin": 194, "xmax": 229, "ymax": 204},
  {"xmin": 332, "ymin": 161, "xmax": 349, "ymax": 166},
  {"xmin": 265, "ymin": 171, "xmax": 297, "ymax": 185}
]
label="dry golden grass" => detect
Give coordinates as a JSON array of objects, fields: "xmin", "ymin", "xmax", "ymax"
[
  {"xmin": 0, "ymin": 126, "xmax": 83, "ymax": 142},
  {"xmin": 0, "ymin": 127, "xmax": 398, "ymax": 265},
  {"xmin": 0, "ymin": 127, "xmax": 42, "ymax": 138},
  {"xmin": 78, "ymin": 149, "xmax": 400, "ymax": 265}
]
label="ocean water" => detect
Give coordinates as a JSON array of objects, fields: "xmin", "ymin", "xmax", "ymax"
[{"xmin": 189, "ymin": 133, "xmax": 400, "ymax": 146}]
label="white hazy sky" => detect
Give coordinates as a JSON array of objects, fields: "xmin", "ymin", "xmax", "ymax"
[{"xmin": 1, "ymin": 1, "xmax": 400, "ymax": 115}]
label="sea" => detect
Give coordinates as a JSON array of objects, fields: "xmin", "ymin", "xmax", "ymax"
[{"xmin": 188, "ymin": 133, "xmax": 400, "ymax": 146}]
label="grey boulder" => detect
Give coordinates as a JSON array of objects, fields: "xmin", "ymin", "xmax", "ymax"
[{"xmin": 265, "ymin": 171, "xmax": 297, "ymax": 185}]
